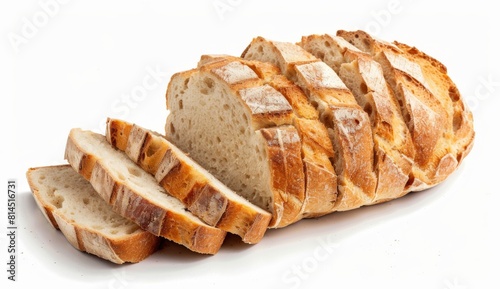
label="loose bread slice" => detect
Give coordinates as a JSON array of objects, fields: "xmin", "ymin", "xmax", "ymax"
[
  {"xmin": 337, "ymin": 30, "xmax": 475, "ymax": 191},
  {"xmin": 242, "ymin": 37, "xmax": 377, "ymax": 211},
  {"xmin": 198, "ymin": 55, "xmax": 338, "ymax": 218},
  {"xmin": 300, "ymin": 34, "xmax": 415, "ymax": 203},
  {"xmin": 165, "ymin": 60, "xmax": 305, "ymax": 228},
  {"xmin": 26, "ymin": 165, "xmax": 160, "ymax": 264},
  {"xmin": 106, "ymin": 118, "xmax": 272, "ymax": 244},
  {"xmin": 64, "ymin": 128, "xmax": 226, "ymax": 254}
]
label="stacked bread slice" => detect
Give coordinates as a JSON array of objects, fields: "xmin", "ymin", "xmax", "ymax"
[
  {"xmin": 26, "ymin": 165, "xmax": 160, "ymax": 264},
  {"xmin": 106, "ymin": 118, "xmax": 271, "ymax": 243},
  {"xmin": 26, "ymin": 29, "xmax": 474, "ymax": 264}
]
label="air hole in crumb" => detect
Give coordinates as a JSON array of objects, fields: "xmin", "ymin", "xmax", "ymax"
[
  {"xmin": 204, "ymin": 78, "xmax": 214, "ymax": 88},
  {"xmin": 83, "ymin": 198, "xmax": 90, "ymax": 205},
  {"xmin": 127, "ymin": 167, "xmax": 142, "ymax": 177},
  {"xmin": 178, "ymin": 99, "xmax": 183, "ymax": 110},
  {"xmin": 169, "ymin": 123, "xmax": 175, "ymax": 134},
  {"xmin": 257, "ymin": 45, "xmax": 264, "ymax": 53},
  {"xmin": 223, "ymin": 104, "xmax": 230, "ymax": 111},
  {"xmin": 53, "ymin": 196, "xmax": 64, "ymax": 209},
  {"xmin": 324, "ymin": 41, "xmax": 331, "ymax": 47}
]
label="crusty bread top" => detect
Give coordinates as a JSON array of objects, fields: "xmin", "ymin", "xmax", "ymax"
[
  {"xmin": 199, "ymin": 60, "xmax": 296, "ymax": 130},
  {"xmin": 242, "ymin": 37, "xmax": 378, "ymax": 210},
  {"xmin": 337, "ymin": 30, "xmax": 474, "ymax": 190},
  {"xmin": 300, "ymin": 34, "xmax": 416, "ymax": 202}
]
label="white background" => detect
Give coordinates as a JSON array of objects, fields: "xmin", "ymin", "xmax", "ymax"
[{"xmin": 1, "ymin": 0, "xmax": 499, "ymax": 288}]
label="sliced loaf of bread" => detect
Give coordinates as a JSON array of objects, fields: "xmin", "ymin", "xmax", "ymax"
[
  {"xmin": 242, "ymin": 37, "xmax": 378, "ymax": 211},
  {"xmin": 64, "ymin": 128, "xmax": 227, "ymax": 254},
  {"xmin": 198, "ymin": 55, "xmax": 338, "ymax": 218},
  {"xmin": 165, "ymin": 60, "xmax": 306, "ymax": 228},
  {"xmin": 300, "ymin": 34, "xmax": 415, "ymax": 203},
  {"xmin": 106, "ymin": 118, "xmax": 272, "ymax": 244},
  {"xmin": 337, "ymin": 30, "xmax": 475, "ymax": 192},
  {"xmin": 26, "ymin": 165, "xmax": 160, "ymax": 264}
]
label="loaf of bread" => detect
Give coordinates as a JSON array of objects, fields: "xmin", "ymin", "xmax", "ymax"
[
  {"xmin": 25, "ymin": 29, "xmax": 474, "ymax": 262},
  {"xmin": 26, "ymin": 165, "xmax": 160, "ymax": 263}
]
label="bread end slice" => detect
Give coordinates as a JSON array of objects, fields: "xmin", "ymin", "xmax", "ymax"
[{"xmin": 26, "ymin": 165, "xmax": 160, "ymax": 264}]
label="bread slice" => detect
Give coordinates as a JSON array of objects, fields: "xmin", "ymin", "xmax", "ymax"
[
  {"xmin": 165, "ymin": 60, "xmax": 306, "ymax": 228},
  {"xmin": 337, "ymin": 30, "xmax": 475, "ymax": 191},
  {"xmin": 26, "ymin": 165, "xmax": 160, "ymax": 264},
  {"xmin": 300, "ymin": 34, "xmax": 416, "ymax": 203},
  {"xmin": 106, "ymin": 118, "xmax": 272, "ymax": 244},
  {"xmin": 64, "ymin": 128, "xmax": 227, "ymax": 254},
  {"xmin": 198, "ymin": 55, "xmax": 338, "ymax": 218},
  {"xmin": 242, "ymin": 37, "xmax": 377, "ymax": 211}
]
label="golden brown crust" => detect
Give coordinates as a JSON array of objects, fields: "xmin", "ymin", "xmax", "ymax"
[
  {"xmin": 106, "ymin": 118, "xmax": 132, "ymax": 152},
  {"xmin": 300, "ymin": 34, "xmax": 416, "ymax": 202},
  {"xmin": 393, "ymin": 41, "xmax": 475, "ymax": 166},
  {"xmin": 64, "ymin": 128, "xmax": 227, "ymax": 254},
  {"xmin": 259, "ymin": 125, "xmax": 305, "ymax": 227},
  {"xmin": 64, "ymin": 137, "xmax": 96, "ymax": 181},
  {"xmin": 106, "ymin": 118, "xmax": 272, "ymax": 244},
  {"xmin": 201, "ymin": 60, "xmax": 295, "ymax": 129},
  {"xmin": 242, "ymin": 38, "xmax": 378, "ymax": 211},
  {"xmin": 337, "ymin": 30, "xmax": 474, "ymax": 193}
]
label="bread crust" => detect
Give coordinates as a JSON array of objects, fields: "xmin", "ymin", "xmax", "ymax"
[
  {"xmin": 26, "ymin": 165, "xmax": 160, "ymax": 264},
  {"xmin": 300, "ymin": 34, "xmax": 415, "ymax": 203},
  {"xmin": 242, "ymin": 38, "xmax": 378, "ymax": 211},
  {"xmin": 65, "ymin": 128, "xmax": 227, "ymax": 254},
  {"xmin": 337, "ymin": 30, "xmax": 474, "ymax": 192},
  {"xmin": 258, "ymin": 125, "xmax": 305, "ymax": 226},
  {"xmin": 106, "ymin": 118, "xmax": 272, "ymax": 244}
]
